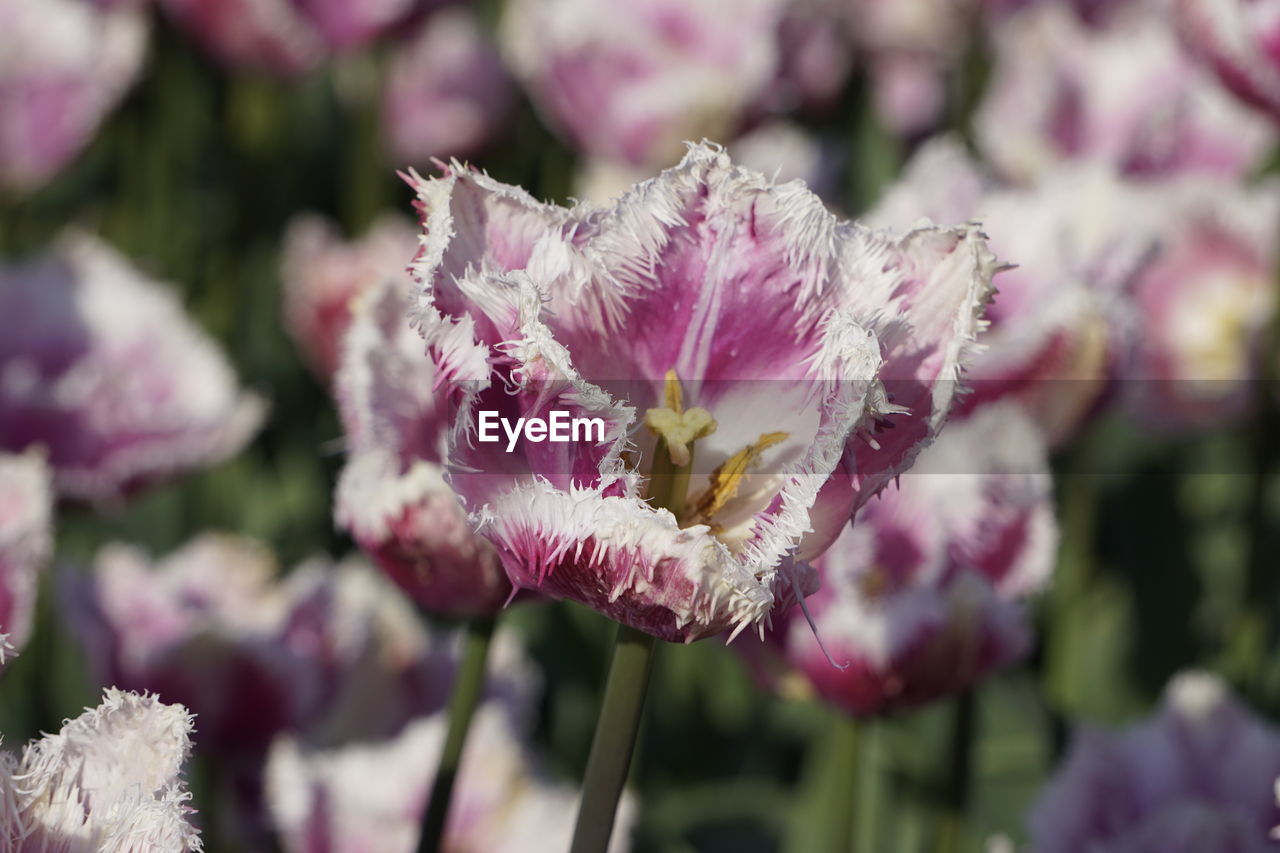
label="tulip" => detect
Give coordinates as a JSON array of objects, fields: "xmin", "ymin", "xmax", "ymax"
[
  {"xmin": 407, "ymin": 142, "xmax": 996, "ymax": 642},
  {"xmin": 0, "ymin": 0, "xmax": 147, "ymax": 192},
  {"xmin": 0, "ymin": 688, "xmax": 202, "ymax": 851},
  {"xmin": 408, "ymin": 142, "xmax": 995, "ymax": 850},
  {"xmin": 335, "ymin": 275, "xmax": 511, "ymax": 618},
  {"xmin": 1028, "ymin": 672, "xmax": 1280, "ymax": 852},
  {"xmin": 869, "ymin": 138, "xmax": 1150, "ymax": 445},
  {"xmin": 267, "ymin": 704, "xmax": 636, "ymax": 853},
  {"xmin": 976, "ymin": 3, "xmax": 1272, "ymax": 183},
  {"xmin": 159, "ymin": 0, "xmax": 418, "ymax": 75},
  {"xmin": 746, "ymin": 403, "xmax": 1057, "ymax": 716},
  {"xmin": 381, "ymin": 7, "xmax": 515, "ymax": 167},
  {"xmin": 280, "ymin": 212, "xmax": 418, "ymax": 383},
  {"xmin": 1176, "ymin": 0, "xmax": 1280, "ymax": 123},
  {"xmin": 1119, "ymin": 179, "xmax": 1280, "ymax": 431},
  {"xmin": 0, "ymin": 451, "xmax": 51, "ymax": 663},
  {"xmin": 500, "ymin": 0, "xmax": 788, "ymax": 168},
  {"xmin": 0, "ymin": 233, "xmax": 265, "ymax": 502}
]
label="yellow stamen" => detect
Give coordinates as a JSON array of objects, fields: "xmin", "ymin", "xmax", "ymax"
[{"xmin": 687, "ymin": 431, "xmax": 789, "ymax": 522}]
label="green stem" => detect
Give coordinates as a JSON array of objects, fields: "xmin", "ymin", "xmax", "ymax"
[
  {"xmin": 1043, "ymin": 433, "xmax": 1100, "ymax": 749},
  {"xmin": 937, "ymin": 689, "xmax": 976, "ymax": 853},
  {"xmin": 569, "ymin": 623, "xmax": 658, "ymax": 853},
  {"xmin": 417, "ymin": 617, "xmax": 496, "ymax": 853},
  {"xmin": 1226, "ymin": 266, "xmax": 1280, "ymax": 693},
  {"xmin": 827, "ymin": 714, "xmax": 861, "ymax": 853}
]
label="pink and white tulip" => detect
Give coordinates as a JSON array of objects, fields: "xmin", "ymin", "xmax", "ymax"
[
  {"xmin": 0, "ymin": 233, "xmax": 265, "ymax": 501},
  {"xmin": 267, "ymin": 704, "xmax": 636, "ymax": 853},
  {"xmin": 0, "ymin": 688, "xmax": 202, "ymax": 852},
  {"xmin": 1176, "ymin": 0, "xmax": 1280, "ymax": 123},
  {"xmin": 500, "ymin": 0, "xmax": 787, "ymax": 168},
  {"xmin": 334, "ymin": 274, "xmax": 511, "ymax": 617},
  {"xmin": 1119, "ymin": 179, "xmax": 1280, "ymax": 431},
  {"xmin": 748, "ymin": 404, "xmax": 1057, "ymax": 716},
  {"xmin": 841, "ymin": 0, "xmax": 981, "ymax": 136},
  {"xmin": 407, "ymin": 143, "xmax": 997, "ymax": 642},
  {"xmin": 0, "ymin": 0, "xmax": 148, "ymax": 192},
  {"xmin": 870, "ymin": 139, "xmax": 1149, "ymax": 445},
  {"xmin": 381, "ymin": 6, "xmax": 514, "ymax": 167},
  {"xmin": 160, "ymin": 0, "xmax": 418, "ymax": 75},
  {"xmin": 0, "ymin": 451, "xmax": 52, "ymax": 663},
  {"xmin": 280, "ymin": 212, "xmax": 418, "ymax": 383},
  {"xmin": 1028, "ymin": 672, "xmax": 1280, "ymax": 852},
  {"xmin": 976, "ymin": 3, "xmax": 1272, "ymax": 182},
  {"xmin": 63, "ymin": 535, "xmax": 476, "ymax": 753}
]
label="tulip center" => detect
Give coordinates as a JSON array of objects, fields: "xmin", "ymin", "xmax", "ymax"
[{"xmin": 644, "ymin": 370, "xmax": 789, "ymax": 538}]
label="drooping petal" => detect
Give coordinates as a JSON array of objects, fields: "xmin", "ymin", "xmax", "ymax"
[
  {"xmin": 334, "ymin": 276, "xmax": 511, "ymax": 618},
  {"xmin": 0, "ymin": 0, "xmax": 147, "ymax": 193},
  {"xmin": 280, "ymin": 212, "xmax": 419, "ymax": 382},
  {"xmin": 1028, "ymin": 672, "xmax": 1280, "ymax": 853},
  {"xmin": 0, "ymin": 233, "xmax": 266, "ymax": 502},
  {"xmin": 977, "ymin": 3, "xmax": 1272, "ymax": 182},
  {"xmin": 3, "ymin": 688, "xmax": 202, "ymax": 852},
  {"xmin": 746, "ymin": 404, "xmax": 1057, "ymax": 715},
  {"xmin": 407, "ymin": 143, "xmax": 997, "ymax": 641},
  {"xmin": 0, "ymin": 451, "xmax": 51, "ymax": 664}
]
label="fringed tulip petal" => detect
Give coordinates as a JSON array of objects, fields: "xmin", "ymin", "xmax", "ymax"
[{"xmin": 2, "ymin": 689, "xmax": 202, "ymax": 852}]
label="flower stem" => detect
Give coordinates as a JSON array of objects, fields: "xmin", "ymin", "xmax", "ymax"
[
  {"xmin": 417, "ymin": 616, "xmax": 496, "ymax": 853},
  {"xmin": 937, "ymin": 689, "xmax": 976, "ymax": 853},
  {"xmin": 569, "ymin": 623, "xmax": 657, "ymax": 853}
]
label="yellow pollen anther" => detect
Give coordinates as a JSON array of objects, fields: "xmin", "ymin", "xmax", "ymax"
[{"xmin": 688, "ymin": 431, "xmax": 789, "ymax": 521}]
